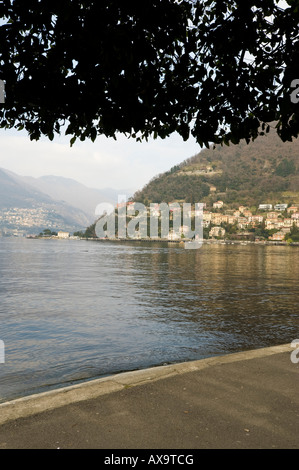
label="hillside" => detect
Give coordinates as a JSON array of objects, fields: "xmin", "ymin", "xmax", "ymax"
[
  {"xmin": 133, "ymin": 129, "xmax": 299, "ymax": 208},
  {"xmin": 0, "ymin": 168, "xmax": 135, "ymax": 235},
  {"xmin": 0, "ymin": 169, "xmax": 118, "ymax": 234},
  {"xmin": 20, "ymin": 174, "xmax": 115, "ymax": 222},
  {"xmin": 0, "ymin": 169, "xmax": 52, "ymax": 209},
  {"xmin": 0, "ymin": 169, "xmax": 92, "ymax": 233}
]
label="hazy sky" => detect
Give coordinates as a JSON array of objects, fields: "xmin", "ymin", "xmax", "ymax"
[{"xmin": 0, "ymin": 128, "xmax": 202, "ymax": 193}]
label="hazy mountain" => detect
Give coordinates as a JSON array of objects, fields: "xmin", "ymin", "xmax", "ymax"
[
  {"xmin": 0, "ymin": 169, "xmax": 93, "ymax": 231},
  {"xmin": 0, "ymin": 168, "xmax": 135, "ymax": 234},
  {"xmin": 20, "ymin": 175, "xmax": 113, "ymax": 221},
  {"xmin": 0, "ymin": 168, "xmax": 53, "ymax": 209},
  {"xmin": 133, "ymin": 129, "xmax": 299, "ymax": 208},
  {"xmin": 15, "ymin": 174, "xmax": 134, "ymax": 220}
]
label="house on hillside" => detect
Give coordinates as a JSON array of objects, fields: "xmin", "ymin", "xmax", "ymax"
[
  {"xmin": 213, "ymin": 200, "xmax": 224, "ymax": 209},
  {"xmin": 269, "ymin": 231, "xmax": 286, "ymax": 241},
  {"xmin": 243, "ymin": 209, "xmax": 252, "ymax": 217},
  {"xmin": 249, "ymin": 215, "xmax": 264, "ymax": 224},
  {"xmin": 227, "ymin": 215, "xmax": 237, "ymax": 224},
  {"xmin": 267, "ymin": 211, "xmax": 279, "ymax": 219},
  {"xmin": 259, "ymin": 204, "xmax": 273, "ymax": 210},
  {"xmin": 209, "ymin": 226, "xmax": 225, "ymax": 238},
  {"xmin": 274, "ymin": 204, "xmax": 288, "ymax": 211},
  {"xmin": 237, "ymin": 217, "xmax": 249, "ymax": 229},
  {"xmin": 283, "ymin": 218, "xmax": 293, "ymax": 228},
  {"xmin": 211, "ymin": 213, "xmax": 222, "ymax": 225}
]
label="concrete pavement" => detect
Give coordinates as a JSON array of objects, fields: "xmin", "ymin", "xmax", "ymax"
[{"xmin": 0, "ymin": 343, "xmax": 298, "ymax": 449}]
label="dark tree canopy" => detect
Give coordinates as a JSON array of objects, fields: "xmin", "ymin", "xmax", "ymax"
[{"xmin": 0, "ymin": 0, "xmax": 299, "ymax": 147}]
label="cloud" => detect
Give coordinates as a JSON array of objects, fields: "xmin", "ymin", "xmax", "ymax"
[{"xmin": 0, "ymin": 129, "xmax": 202, "ymax": 190}]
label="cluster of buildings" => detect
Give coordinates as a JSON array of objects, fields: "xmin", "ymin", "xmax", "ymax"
[
  {"xmin": 0, "ymin": 208, "xmax": 81, "ymax": 239},
  {"xmin": 28, "ymin": 231, "xmax": 79, "ymax": 240},
  {"xmin": 204, "ymin": 201, "xmax": 299, "ymax": 241},
  {"xmin": 0, "ymin": 207, "xmax": 56, "ymax": 229},
  {"xmin": 113, "ymin": 200, "xmax": 299, "ymax": 241}
]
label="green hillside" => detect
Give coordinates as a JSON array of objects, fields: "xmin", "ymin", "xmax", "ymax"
[{"xmin": 133, "ymin": 128, "xmax": 299, "ymax": 208}]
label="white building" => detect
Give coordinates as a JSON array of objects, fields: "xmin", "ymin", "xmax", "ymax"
[
  {"xmin": 259, "ymin": 204, "xmax": 273, "ymax": 210},
  {"xmin": 57, "ymin": 231, "xmax": 70, "ymax": 239},
  {"xmin": 274, "ymin": 204, "xmax": 288, "ymax": 211}
]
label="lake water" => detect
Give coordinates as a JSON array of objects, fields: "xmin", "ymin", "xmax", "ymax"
[{"xmin": 0, "ymin": 238, "xmax": 298, "ymax": 403}]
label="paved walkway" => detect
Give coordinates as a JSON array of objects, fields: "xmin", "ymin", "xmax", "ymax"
[{"xmin": 0, "ymin": 344, "xmax": 298, "ymax": 449}]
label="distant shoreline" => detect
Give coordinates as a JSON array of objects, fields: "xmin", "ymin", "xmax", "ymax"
[
  {"xmin": 25, "ymin": 234, "xmax": 299, "ymax": 247},
  {"xmin": 80, "ymin": 237, "xmax": 299, "ymax": 247}
]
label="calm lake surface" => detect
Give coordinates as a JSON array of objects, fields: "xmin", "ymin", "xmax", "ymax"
[{"xmin": 0, "ymin": 237, "xmax": 298, "ymax": 402}]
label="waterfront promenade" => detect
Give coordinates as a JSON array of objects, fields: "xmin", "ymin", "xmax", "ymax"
[{"xmin": 0, "ymin": 344, "xmax": 297, "ymax": 449}]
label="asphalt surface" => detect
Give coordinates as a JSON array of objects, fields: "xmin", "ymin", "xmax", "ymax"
[{"xmin": 0, "ymin": 343, "xmax": 298, "ymax": 449}]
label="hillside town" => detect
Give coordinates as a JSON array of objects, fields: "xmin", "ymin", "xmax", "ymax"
[
  {"xmin": 202, "ymin": 201, "xmax": 299, "ymax": 242},
  {"xmin": 105, "ymin": 200, "xmax": 299, "ymax": 243},
  {"xmin": 0, "ymin": 207, "xmax": 84, "ymax": 238},
  {"xmin": 0, "ymin": 207, "xmax": 58, "ymax": 237},
  {"xmin": 0, "ymin": 207, "xmax": 54, "ymax": 229}
]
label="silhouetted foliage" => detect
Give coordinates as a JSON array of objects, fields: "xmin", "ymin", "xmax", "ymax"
[{"xmin": 1, "ymin": 1, "xmax": 299, "ymax": 146}]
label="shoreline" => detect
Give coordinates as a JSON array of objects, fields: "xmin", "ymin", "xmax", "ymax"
[
  {"xmin": 26, "ymin": 235, "xmax": 299, "ymax": 247},
  {"xmin": 0, "ymin": 343, "xmax": 292, "ymax": 426},
  {"xmin": 80, "ymin": 237, "xmax": 299, "ymax": 247},
  {"xmin": 0, "ymin": 342, "xmax": 297, "ymax": 449}
]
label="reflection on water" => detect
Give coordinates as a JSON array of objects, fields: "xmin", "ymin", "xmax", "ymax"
[{"xmin": 0, "ymin": 238, "xmax": 298, "ymax": 402}]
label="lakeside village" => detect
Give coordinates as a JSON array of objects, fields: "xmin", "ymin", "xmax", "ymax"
[
  {"xmin": 7, "ymin": 200, "xmax": 299, "ymax": 245},
  {"xmin": 59, "ymin": 200, "xmax": 299, "ymax": 245},
  {"xmin": 105, "ymin": 200, "xmax": 299, "ymax": 244}
]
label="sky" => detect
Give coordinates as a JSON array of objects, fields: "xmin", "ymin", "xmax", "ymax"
[{"xmin": 0, "ymin": 128, "xmax": 202, "ymax": 193}]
